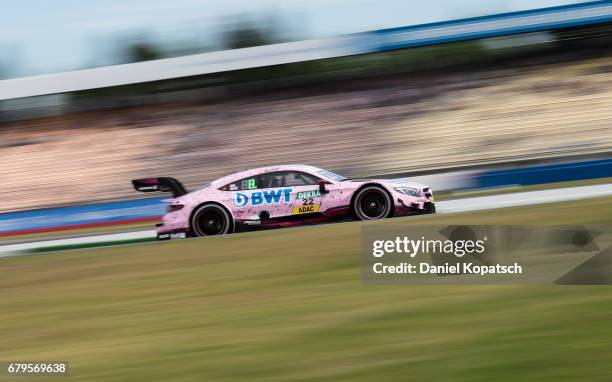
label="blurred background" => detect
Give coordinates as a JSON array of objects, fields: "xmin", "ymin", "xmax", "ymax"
[
  {"xmin": 0, "ymin": 0, "xmax": 611, "ymax": 224},
  {"xmin": 2, "ymin": 2, "xmax": 612, "ymax": 381}
]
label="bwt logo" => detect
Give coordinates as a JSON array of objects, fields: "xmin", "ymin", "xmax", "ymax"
[{"xmin": 233, "ymin": 188, "xmax": 293, "ymax": 207}]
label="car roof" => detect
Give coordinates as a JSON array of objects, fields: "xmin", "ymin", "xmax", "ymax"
[{"xmin": 210, "ymin": 164, "xmax": 327, "ymax": 187}]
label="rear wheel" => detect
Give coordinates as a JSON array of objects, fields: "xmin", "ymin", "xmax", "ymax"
[
  {"xmin": 352, "ymin": 186, "xmax": 393, "ymax": 220},
  {"xmin": 191, "ymin": 204, "xmax": 232, "ymax": 237}
]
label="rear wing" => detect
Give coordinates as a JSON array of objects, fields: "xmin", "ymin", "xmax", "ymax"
[{"xmin": 131, "ymin": 177, "xmax": 187, "ymax": 198}]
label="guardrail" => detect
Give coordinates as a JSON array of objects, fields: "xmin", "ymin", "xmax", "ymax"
[{"xmin": 0, "ymin": 198, "xmax": 165, "ymax": 237}]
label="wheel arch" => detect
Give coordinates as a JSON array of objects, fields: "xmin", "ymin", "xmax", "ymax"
[
  {"xmin": 349, "ymin": 182, "xmax": 395, "ymax": 218},
  {"xmin": 189, "ymin": 201, "xmax": 235, "ymax": 234}
]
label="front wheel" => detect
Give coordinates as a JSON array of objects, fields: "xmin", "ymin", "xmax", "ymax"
[
  {"xmin": 352, "ymin": 186, "xmax": 393, "ymax": 220},
  {"xmin": 191, "ymin": 204, "xmax": 233, "ymax": 237}
]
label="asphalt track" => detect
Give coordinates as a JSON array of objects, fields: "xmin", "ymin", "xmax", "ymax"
[{"xmin": 1, "ymin": 183, "xmax": 611, "ymax": 257}]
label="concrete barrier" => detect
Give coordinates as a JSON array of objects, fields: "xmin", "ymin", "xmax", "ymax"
[{"xmin": 476, "ymin": 158, "xmax": 612, "ymax": 188}]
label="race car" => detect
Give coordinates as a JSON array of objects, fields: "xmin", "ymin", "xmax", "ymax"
[{"xmin": 132, "ymin": 165, "xmax": 435, "ymax": 239}]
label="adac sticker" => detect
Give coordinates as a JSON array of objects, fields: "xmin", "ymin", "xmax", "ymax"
[
  {"xmin": 292, "ymin": 205, "xmax": 320, "ymax": 215},
  {"xmin": 233, "ymin": 188, "xmax": 293, "ymax": 207}
]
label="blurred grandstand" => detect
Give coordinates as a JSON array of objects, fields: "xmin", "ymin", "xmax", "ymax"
[
  {"xmin": 1, "ymin": 4, "xmax": 611, "ymax": 213},
  {"xmin": 2, "ymin": 56, "xmax": 611, "ymax": 213}
]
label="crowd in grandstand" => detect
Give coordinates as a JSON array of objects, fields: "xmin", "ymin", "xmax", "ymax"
[{"xmin": 2, "ymin": 58, "xmax": 611, "ymax": 212}]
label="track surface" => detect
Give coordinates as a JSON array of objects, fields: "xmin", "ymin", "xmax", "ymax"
[{"xmin": 1, "ymin": 183, "xmax": 612, "ymax": 257}]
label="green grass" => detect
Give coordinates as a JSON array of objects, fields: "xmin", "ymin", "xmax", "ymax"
[{"xmin": 1, "ymin": 197, "xmax": 612, "ymax": 382}]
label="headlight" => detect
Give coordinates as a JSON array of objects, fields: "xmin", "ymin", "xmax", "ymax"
[{"xmin": 394, "ymin": 187, "xmax": 420, "ymax": 197}]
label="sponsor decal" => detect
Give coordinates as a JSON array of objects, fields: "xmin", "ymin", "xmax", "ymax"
[
  {"xmin": 292, "ymin": 205, "xmax": 320, "ymax": 214},
  {"xmin": 158, "ymin": 232, "xmax": 186, "ymax": 240},
  {"xmin": 233, "ymin": 192, "xmax": 249, "ymax": 208},
  {"xmin": 296, "ymin": 190, "xmax": 321, "ymax": 199},
  {"xmin": 233, "ymin": 188, "xmax": 293, "ymax": 207}
]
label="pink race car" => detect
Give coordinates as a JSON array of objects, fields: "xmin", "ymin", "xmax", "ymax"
[{"xmin": 132, "ymin": 165, "xmax": 435, "ymax": 239}]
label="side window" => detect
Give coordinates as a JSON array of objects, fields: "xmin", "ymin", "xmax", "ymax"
[
  {"xmin": 220, "ymin": 176, "xmax": 259, "ymax": 191},
  {"xmin": 284, "ymin": 171, "xmax": 319, "ymax": 187},
  {"xmin": 260, "ymin": 171, "xmax": 319, "ymax": 188}
]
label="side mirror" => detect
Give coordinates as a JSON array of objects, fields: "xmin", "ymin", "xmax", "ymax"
[{"xmin": 318, "ymin": 179, "xmax": 330, "ymax": 195}]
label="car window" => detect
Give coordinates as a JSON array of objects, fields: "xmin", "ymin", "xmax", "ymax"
[
  {"xmin": 260, "ymin": 171, "xmax": 319, "ymax": 188},
  {"xmin": 220, "ymin": 176, "xmax": 259, "ymax": 191},
  {"xmin": 316, "ymin": 169, "xmax": 347, "ymax": 182}
]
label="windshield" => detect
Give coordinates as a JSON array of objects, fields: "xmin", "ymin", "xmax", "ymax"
[{"xmin": 317, "ymin": 169, "xmax": 347, "ymax": 182}]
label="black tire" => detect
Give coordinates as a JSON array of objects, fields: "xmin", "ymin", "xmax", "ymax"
[
  {"xmin": 191, "ymin": 204, "xmax": 233, "ymax": 237},
  {"xmin": 352, "ymin": 186, "xmax": 393, "ymax": 220}
]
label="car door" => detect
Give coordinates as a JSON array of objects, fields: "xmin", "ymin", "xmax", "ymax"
[
  {"xmin": 259, "ymin": 171, "xmax": 323, "ymax": 218},
  {"xmin": 220, "ymin": 174, "xmax": 272, "ymax": 221},
  {"xmin": 221, "ymin": 171, "xmax": 291, "ymax": 220}
]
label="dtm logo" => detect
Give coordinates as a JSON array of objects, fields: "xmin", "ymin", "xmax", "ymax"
[{"xmin": 233, "ymin": 188, "xmax": 293, "ymax": 207}]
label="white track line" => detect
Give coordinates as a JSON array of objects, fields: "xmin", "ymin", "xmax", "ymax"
[
  {"xmin": 1, "ymin": 183, "xmax": 611, "ymax": 257},
  {"xmin": 0, "ymin": 230, "xmax": 156, "ymax": 257},
  {"xmin": 436, "ymin": 183, "xmax": 612, "ymax": 214}
]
